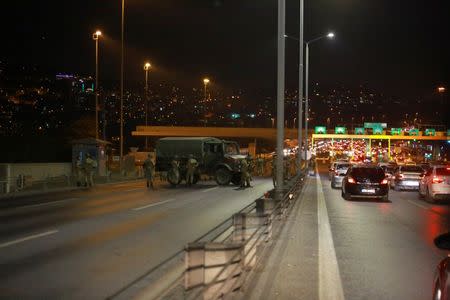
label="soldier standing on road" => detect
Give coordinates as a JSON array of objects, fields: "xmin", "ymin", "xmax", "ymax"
[
  {"xmin": 143, "ymin": 154, "xmax": 155, "ymax": 189},
  {"xmin": 256, "ymin": 155, "xmax": 264, "ymax": 176},
  {"xmin": 75, "ymin": 155, "xmax": 83, "ymax": 187},
  {"xmin": 240, "ymin": 157, "xmax": 251, "ymax": 188},
  {"xmin": 169, "ymin": 155, "xmax": 180, "ymax": 185},
  {"xmin": 185, "ymin": 154, "xmax": 199, "ymax": 186},
  {"xmin": 84, "ymin": 154, "xmax": 97, "ymax": 187},
  {"xmin": 271, "ymin": 155, "xmax": 277, "ymax": 188}
]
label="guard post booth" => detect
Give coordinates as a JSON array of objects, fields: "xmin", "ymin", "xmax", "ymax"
[{"xmin": 71, "ymin": 138, "xmax": 111, "ymax": 177}]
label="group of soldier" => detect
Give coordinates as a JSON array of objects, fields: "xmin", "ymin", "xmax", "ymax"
[{"xmin": 75, "ymin": 153, "xmax": 98, "ymax": 187}]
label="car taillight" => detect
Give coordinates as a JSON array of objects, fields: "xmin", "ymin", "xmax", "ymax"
[
  {"xmin": 398, "ymin": 173, "xmax": 404, "ymax": 179},
  {"xmin": 432, "ymin": 176, "xmax": 444, "ymax": 184},
  {"xmin": 335, "ymin": 171, "xmax": 339, "ymax": 175},
  {"xmin": 348, "ymin": 177, "xmax": 356, "ymax": 184},
  {"xmin": 381, "ymin": 179, "xmax": 388, "ymax": 185}
]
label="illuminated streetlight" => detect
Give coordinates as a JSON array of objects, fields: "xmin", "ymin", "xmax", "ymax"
[
  {"xmin": 92, "ymin": 30, "xmax": 102, "ymax": 140},
  {"xmin": 304, "ymin": 31, "xmax": 335, "ymax": 161},
  {"xmin": 144, "ymin": 62, "xmax": 151, "ymax": 149},
  {"xmin": 203, "ymin": 78, "xmax": 210, "ymax": 126}
]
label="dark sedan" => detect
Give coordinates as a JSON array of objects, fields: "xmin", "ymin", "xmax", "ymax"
[{"xmin": 341, "ymin": 165, "xmax": 389, "ymax": 201}]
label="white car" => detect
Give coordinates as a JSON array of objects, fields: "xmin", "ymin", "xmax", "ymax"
[{"xmin": 419, "ymin": 165, "xmax": 450, "ymax": 202}]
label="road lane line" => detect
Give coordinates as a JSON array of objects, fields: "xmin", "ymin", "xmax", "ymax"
[
  {"xmin": 19, "ymin": 198, "xmax": 79, "ymax": 209},
  {"xmin": 124, "ymin": 188, "xmax": 142, "ymax": 193},
  {"xmin": 132, "ymin": 198, "xmax": 177, "ymax": 211},
  {"xmin": 0, "ymin": 230, "xmax": 59, "ymax": 249},
  {"xmin": 407, "ymin": 200, "xmax": 429, "ymax": 210},
  {"xmin": 202, "ymin": 187, "xmax": 219, "ymax": 193},
  {"xmin": 316, "ymin": 172, "xmax": 345, "ymax": 300}
]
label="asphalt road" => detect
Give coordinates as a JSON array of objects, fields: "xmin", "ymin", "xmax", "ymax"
[
  {"xmin": 246, "ymin": 165, "xmax": 450, "ymax": 300},
  {"xmin": 0, "ymin": 178, "xmax": 273, "ymax": 299}
]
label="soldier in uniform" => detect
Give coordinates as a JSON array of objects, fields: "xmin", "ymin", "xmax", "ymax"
[
  {"xmin": 186, "ymin": 154, "xmax": 198, "ymax": 186},
  {"xmin": 271, "ymin": 155, "xmax": 277, "ymax": 188},
  {"xmin": 84, "ymin": 153, "xmax": 97, "ymax": 187},
  {"xmin": 75, "ymin": 155, "xmax": 83, "ymax": 187},
  {"xmin": 168, "ymin": 155, "xmax": 180, "ymax": 185},
  {"xmin": 256, "ymin": 155, "xmax": 264, "ymax": 176},
  {"xmin": 240, "ymin": 157, "xmax": 251, "ymax": 188},
  {"xmin": 143, "ymin": 154, "xmax": 155, "ymax": 189}
]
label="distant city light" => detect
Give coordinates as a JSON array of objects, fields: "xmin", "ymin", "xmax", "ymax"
[{"xmin": 437, "ymin": 86, "xmax": 445, "ymax": 93}]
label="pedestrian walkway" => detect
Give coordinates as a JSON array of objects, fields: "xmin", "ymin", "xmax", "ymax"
[
  {"xmin": 243, "ymin": 174, "xmax": 345, "ymax": 300},
  {"xmin": 0, "ymin": 173, "xmax": 145, "ymax": 200}
]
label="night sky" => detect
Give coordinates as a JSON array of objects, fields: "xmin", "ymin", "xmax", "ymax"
[{"xmin": 1, "ymin": 0, "xmax": 449, "ymax": 98}]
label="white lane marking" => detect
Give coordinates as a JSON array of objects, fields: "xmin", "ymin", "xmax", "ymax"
[
  {"xmin": 0, "ymin": 230, "xmax": 59, "ymax": 249},
  {"xmin": 132, "ymin": 198, "xmax": 177, "ymax": 211},
  {"xmin": 124, "ymin": 188, "xmax": 142, "ymax": 193},
  {"xmin": 316, "ymin": 172, "xmax": 345, "ymax": 300},
  {"xmin": 202, "ymin": 187, "xmax": 219, "ymax": 193},
  {"xmin": 407, "ymin": 200, "xmax": 429, "ymax": 210},
  {"xmin": 19, "ymin": 198, "xmax": 79, "ymax": 209}
]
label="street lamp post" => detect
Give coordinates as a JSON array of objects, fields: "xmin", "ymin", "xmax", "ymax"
[
  {"xmin": 298, "ymin": 0, "xmax": 304, "ymax": 174},
  {"xmin": 203, "ymin": 78, "xmax": 210, "ymax": 126},
  {"xmin": 304, "ymin": 32, "xmax": 334, "ymax": 163},
  {"xmin": 276, "ymin": 0, "xmax": 286, "ymax": 199},
  {"xmin": 144, "ymin": 62, "xmax": 151, "ymax": 150},
  {"xmin": 120, "ymin": 0, "xmax": 125, "ymax": 170},
  {"xmin": 92, "ymin": 30, "xmax": 102, "ymax": 140}
]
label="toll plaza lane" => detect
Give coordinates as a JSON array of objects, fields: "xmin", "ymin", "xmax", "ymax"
[
  {"xmin": 320, "ymin": 168, "xmax": 450, "ymax": 300},
  {"xmin": 0, "ymin": 178, "xmax": 273, "ymax": 299}
]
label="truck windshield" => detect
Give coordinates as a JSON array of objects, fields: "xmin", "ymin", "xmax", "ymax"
[{"xmin": 224, "ymin": 143, "xmax": 239, "ymax": 155}]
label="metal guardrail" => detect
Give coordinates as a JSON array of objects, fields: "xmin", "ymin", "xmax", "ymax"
[{"xmin": 108, "ymin": 172, "xmax": 306, "ymax": 300}]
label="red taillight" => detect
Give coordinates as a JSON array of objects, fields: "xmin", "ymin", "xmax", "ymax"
[
  {"xmin": 432, "ymin": 176, "xmax": 444, "ymax": 184},
  {"xmin": 381, "ymin": 179, "xmax": 388, "ymax": 185},
  {"xmin": 348, "ymin": 177, "xmax": 356, "ymax": 184},
  {"xmin": 398, "ymin": 173, "xmax": 404, "ymax": 179},
  {"xmin": 335, "ymin": 171, "xmax": 339, "ymax": 175}
]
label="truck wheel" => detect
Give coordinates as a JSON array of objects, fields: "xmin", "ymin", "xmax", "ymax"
[
  {"xmin": 231, "ymin": 174, "xmax": 241, "ymax": 186},
  {"xmin": 215, "ymin": 168, "xmax": 232, "ymax": 186},
  {"xmin": 167, "ymin": 170, "xmax": 181, "ymax": 186},
  {"xmin": 193, "ymin": 174, "xmax": 200, "ymax": 184}
]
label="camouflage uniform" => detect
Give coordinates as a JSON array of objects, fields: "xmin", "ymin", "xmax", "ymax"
[
  {"xmin": 143, "ymin": 155, "xmax": 155, "ymax": 189},
  {"xmin": 186, "ymin": 155, "xmax": 198, "ymax": 186},
  {"xmin": 240, "ymin": 159, "xmax": 251, "ymax": 188},
  {"xmin": 84, "ymin": 154, "xmax": 97, "ymax": 187}
]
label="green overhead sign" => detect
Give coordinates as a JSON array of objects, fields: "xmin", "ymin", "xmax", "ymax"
[
  {"xmin": 373, "ymin": 127, "xmax": 383, "ymax": 135},
  {"xmin": 409, "ymin": 129, "xmax": 419, "ymax": 136},
  {"xmin": 425, "ymin": 129, "xmax": 436, "ymax": 136},
  {"xmin": 335, "ymin": 127, "xmax": 347, "ymax": 134},
  {"xmin": 391, "ymin": 128, "xmax": 402, "ymax": 135},
  {"xmin": 364, "ymin": 122, "xmax": 387, "ymax": 129},
  {"xmin": 354, "ymin": 127, "xmax": 365, "ymax": 134},
  {"xmin": 315, "ymin": 126, "xmax": 327, "ymax": 134},
  {"xmin": 447, "ymin": 129, "xmax": 450, "ymax": 136}
]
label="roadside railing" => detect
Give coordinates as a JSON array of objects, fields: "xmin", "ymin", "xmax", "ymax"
[{"xmin": 108, "ymin": 172, "xmax": 306, "ymax": 300}]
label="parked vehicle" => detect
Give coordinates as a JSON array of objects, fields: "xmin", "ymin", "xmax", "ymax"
[
  {"xmin": 419, "ymin": 165, "xmax": 450, "ymax": 202},
  {"xmin": 380, "ymin": 164, "xmax": 396, "ymax": 182},
  {"xmin": 155, "ymin": 137, "xmax": 245, "ymax": 186},
  {"xmin": 330, "ymin": 162, "xmax": 351, "ymax": 189},
  {"xmin": 432, "ymin": 232, "xmax": 450, "ymax": 300},
  {"xmin": 391, "ymin": 165, "xmax": 423, "ymax": 191},
  {"xmin": 341, "ymin": 164, "xmax": 389, "ymax": 201}
]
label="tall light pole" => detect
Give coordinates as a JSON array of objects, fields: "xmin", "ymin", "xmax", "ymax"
[
  {"xmin": 92, "ymin": 30, "xmax": 102, "ymax": 140},
  {"xmin": 276, "ymin": 0, "xmax": 286, "ymax": 200},
  {"xmin": 298, "ymin": 0, "xmax": 304, "ymax": 174},
  {"xmin": 120, "ymin": 0, "xmax": 125, "ymax": 170},
  {"xmin": 305, "ymin": 32, "xmax": 334, "ymax": 162},
  {"xmin": 144, "ymin": 62, "xmax": 151, "ymax": 149},
  {"xmin": 203, "ymin": 78, "xmax": 210, "ymax": 126}
]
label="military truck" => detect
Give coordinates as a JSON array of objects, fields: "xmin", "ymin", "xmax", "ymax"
[{"xmin": 155, "ymin": 137, "xmax": 246, "ymax": 186}]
